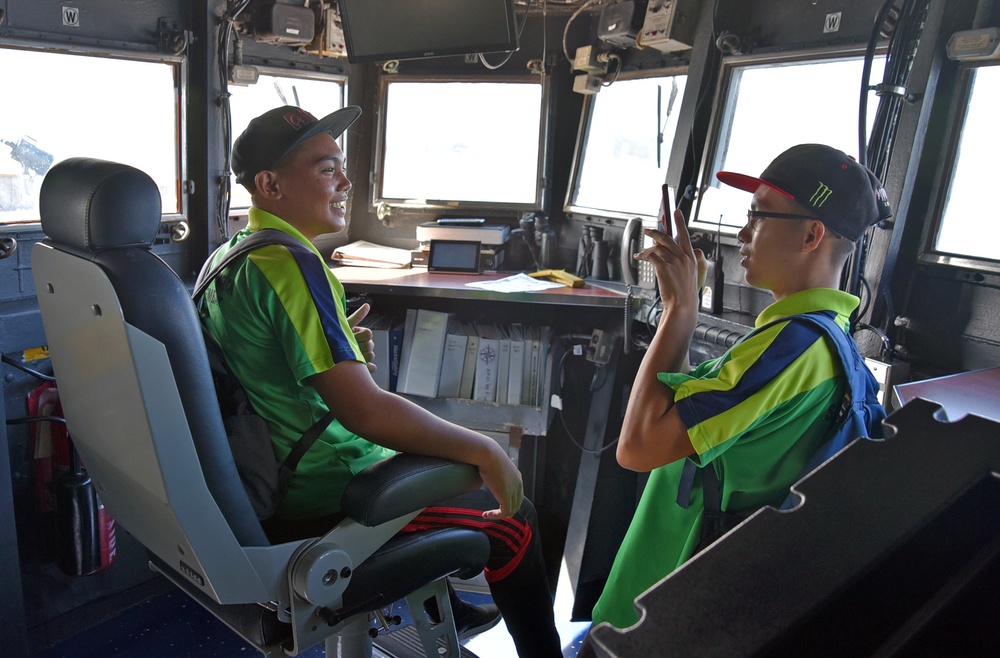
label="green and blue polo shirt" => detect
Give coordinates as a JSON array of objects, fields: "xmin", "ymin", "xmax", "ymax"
[
  {"xmin": 199, "ymin": 208, "xmax": 393, "ymax": 520},
  {"xmin": 591, "ymin": 288, "xmax": 859, "ymax": 630}
]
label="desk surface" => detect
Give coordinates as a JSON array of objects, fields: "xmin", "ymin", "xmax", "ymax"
[
  {"xmin": 332, "ymin": 266, "xmax": 630, "ymax": 309},
  {"xmin": 893, "ymin": 366, "xmax": 1000, "ymax": 423}
]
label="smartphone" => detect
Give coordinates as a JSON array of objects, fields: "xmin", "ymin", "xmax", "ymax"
[{"xmin": 661, "ymin": 183, "xmax": 677, "ymax": 238}]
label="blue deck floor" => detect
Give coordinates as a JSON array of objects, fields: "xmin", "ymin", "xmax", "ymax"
[{"xmin": 34, "ymin": 564, "xmax": 592, "ymax": 658}]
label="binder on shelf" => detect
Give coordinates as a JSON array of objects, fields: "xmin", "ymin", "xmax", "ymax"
[
  {"xmin": 496, "ymin": 324, "xmax": 512, "ymax": 405},
  {"xmin": 397, "ymin": 309, "xmax": 454, "ymax": 397},
  {"xmin": 396, "ymin": 308, "xmax": 418, "ymax": 391},
  {"xmin": 458, "ymin": 323, "xmax": 480, "ymax": 400},
  {"xmin": 507, "ymin": 323, "xmax": 525, "ymax": 406},
  {"xmin": 437, "ymin": 319, "xmax": 468, "ymax": 398},
  {"xmin": 536, "ymin": 326, "xmax": 552, "ymax": 406},
  {"xmin": 524, "ymin": 325, "xmax": 540, "ymax": 406},
  {"xmin": 473, "ymin": 323, "xmax": 501, "ymax": 403}
]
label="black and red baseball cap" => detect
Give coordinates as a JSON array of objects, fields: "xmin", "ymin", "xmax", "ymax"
[
  {"xmin": 716, "ymin": 144, "xmax": 892, "ymax": 241},
  {"xmin": 232, "ymin": 105, "xmax": 362, "ymax": 186}
]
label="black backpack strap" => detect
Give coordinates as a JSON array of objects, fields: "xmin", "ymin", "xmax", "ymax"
[
  {"xmin": 277, "ymin": 410, "xmax": 337, "ymax": 494},
  {"xmin": 194, "ymin": 229, "xmax": 309, "ymax": 301},
  {"xmin": 195, "ymin": 229, "xmax": 337, "ymax": 485}
]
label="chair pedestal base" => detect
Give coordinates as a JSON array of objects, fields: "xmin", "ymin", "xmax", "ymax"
[{"xmin": 325, "ymin": 614, "xmax": 374, "ymax": 658}]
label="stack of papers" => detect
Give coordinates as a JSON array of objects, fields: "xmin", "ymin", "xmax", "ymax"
[{"xmin": 331, "ymin": 240, "xmax": 412, "ymax": 268}]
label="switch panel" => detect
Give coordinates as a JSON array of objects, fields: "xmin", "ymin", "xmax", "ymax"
[{"xmin": 639, "ymin": 0, "xmax": 694, "ymax": 52}]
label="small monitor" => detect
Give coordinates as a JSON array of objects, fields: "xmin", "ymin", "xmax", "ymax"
[
  {"xmin": 428, "ymin": 240, "xmax": 481, "ymax": 274},
  {"xmin": 339, "ymin": 0, "xmax": 518, "ymax": 64}
]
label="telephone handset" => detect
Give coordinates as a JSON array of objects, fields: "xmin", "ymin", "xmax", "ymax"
[
  {"xmin": 622, "ymin": 183, "xmax": 676, "ymax": 288},
  {"xmin": 621, "ymin": 216, "xmax": 657, "ymax": 289}
]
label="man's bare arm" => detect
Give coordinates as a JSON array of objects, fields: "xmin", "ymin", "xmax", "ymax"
[
  {"xmin": 617, "ymin": 209, "xmax": 705, "ymax": 472},
  {"xmin": 310, "ymin": 360, "xmax": 523, "ymax": 518}
]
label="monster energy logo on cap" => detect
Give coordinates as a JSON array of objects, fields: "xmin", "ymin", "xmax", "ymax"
[{"xmin": 809, "ymin": 182, "xmax": 833, "ymax": 207}]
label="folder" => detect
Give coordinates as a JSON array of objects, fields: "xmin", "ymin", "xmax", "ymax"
[
  {"xmin": 507, "ymin": 323, "xmax": 525, "ymax": 406},
  {"xmin": 473, "ymin": 323, "xmax": 500, "ymax": 403},
  {"xmin": 397, "ymin": 309, "xmax": 453, "ymax": 397},
  {"xmin": 437, "ymin": 319, "xmax": 468, "ymax": 398},
  {"xmin": 459, "ymin": 322, "xmax": 480, "ymax": 400},
  {"xmin": 496, "ymin": 324, "xmax": 512, "ymax": 405}
]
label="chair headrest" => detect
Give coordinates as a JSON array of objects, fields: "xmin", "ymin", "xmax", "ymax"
[{"xmin": 39, "ymin": 157, "xmax": 162, "ymax": 252}]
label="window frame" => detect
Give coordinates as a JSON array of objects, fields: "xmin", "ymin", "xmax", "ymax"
[
  {"xmin": 919, "ymin": 61, "xmax": 1000, "ymax": 273},
  {"xmin": 563, "ymin": 66, "xmax": 689, "ymax": 223},
  {"xmin": 370, "ymin": 73, "xmax": 551, "ymax": 216},
  {"xmin": 0, "ymin": 41, "xmax": 186, "ymax": 230}
]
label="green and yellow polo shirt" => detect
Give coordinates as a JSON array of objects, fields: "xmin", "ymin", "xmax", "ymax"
[
  {"xmin": 592, "ymin": 288, "xmax": 858, "ymax": 630},
  {"xmin": 199, "ymin": 208, "xmax": 393, "ymax": 520}
]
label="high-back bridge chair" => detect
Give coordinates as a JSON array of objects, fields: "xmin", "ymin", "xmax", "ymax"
[{"xmin": 32, "ymin": 157, "xmax": 489, "ymax": 657}]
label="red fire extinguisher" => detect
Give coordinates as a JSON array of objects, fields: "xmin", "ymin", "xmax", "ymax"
[{"xmin": 28, "ymin": 381, "xmax": 117, "ymax": 575}]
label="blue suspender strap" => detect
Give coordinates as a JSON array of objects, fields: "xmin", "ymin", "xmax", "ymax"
[{"xmin": 676, "ymin": 458, "xmax": 698, "ymax": 509}]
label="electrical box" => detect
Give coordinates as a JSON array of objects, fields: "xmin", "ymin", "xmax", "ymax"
[
  {"xmin": 306, "ymin": 6, "xmax": 348, "ymax": 58},
  {"xmin": 573, "ymin": 45, "xmax": 608, "ymax": 74},
  {"xmin": 638, "ymin": 0, "xmax": 696, "ymax": 53},
  {"xmin": 598, "ymin": 1, "xmax": 646, "ymax": 49},
  {"xmin": 229, "ymin": 64, "xmax": 260, "ymax": 86},
  {"xmin": 573, "ymin": 73, "xmax": 602, "ymax": 95},
  {"xmin": 586, "ymin": 329, "xmax": 617, "ymax": 366},
  {"xmin": 253, "ymin": 2, "xmax": 315, "ymax": 45}
]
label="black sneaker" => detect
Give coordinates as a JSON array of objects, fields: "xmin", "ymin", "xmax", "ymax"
[{"xmin": 453, "ymin": 601, "xmax": 502, "ymax": 641}]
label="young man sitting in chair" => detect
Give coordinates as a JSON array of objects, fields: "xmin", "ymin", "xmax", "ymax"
[{"xmin": 199, "ymin": 105, "xmax": 561, "ymax": 658}]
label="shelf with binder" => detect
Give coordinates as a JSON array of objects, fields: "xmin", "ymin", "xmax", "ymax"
[
  {"xmin": 396, "ymin": 336, "xmax": 560, "ymax": 437},
  {"xmin": 371, "ymin": 312, "xmax": 559, "ymax": 437}
]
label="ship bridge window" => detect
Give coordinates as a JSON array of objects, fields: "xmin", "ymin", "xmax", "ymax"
[
  {"xmin": 930, "ymin": 64, "xmax": 1000, "ymax": 266},
  {"xmin": 373, "ymin": 77, "xmax": 548, "ymax": 213},
  {"xmin": 227, "ymin": 70, "xmax": 346, "ymax": 212},
  {"xmin": 693, "ymin": 53, "xmax": 886, "ymax": 235},
  {"xmin": 0, "ymin": 46, "xmax": 181, "ymax": 226},
  {"xmin": 565, "ymin": 72, "xmax": 689, "ymax": 221}
]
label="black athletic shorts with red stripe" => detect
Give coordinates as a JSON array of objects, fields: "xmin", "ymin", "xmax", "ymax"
[{"xmin": 400, "ymin": 487, "xmax": 537, "ymax": 584}]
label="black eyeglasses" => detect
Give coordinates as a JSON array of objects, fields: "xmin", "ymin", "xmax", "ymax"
[
  {"xmin": 745, "ymin": 209, "xmax": 819, "ymax": 230},
  {"xmin": 746, "ymin": 210, "xmax": 819, "ymax": 221}
]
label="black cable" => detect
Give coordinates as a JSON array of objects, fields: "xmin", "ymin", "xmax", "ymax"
[
  {"xmin": 853, "ymin": 0, "xmax": 928, "ymax": 335},
  {"xmin": 6, "ymin": 415, "xmax": 65, "ymax": 426},
  {"xmin": 2, "ymin": 354, "xmax": 55, "ymax": 382},
  {"xmin": 479, "ymin": 0, "xmax": 532, "ymax": 69},
  {"xmin": 854, "ymin": 323, "xmax": 892, "ymax": 359},
  {"xmin": 858, "ymin": 0, "xmax": 901, "ymax": 169},
  {"xmin": 217, "ymin": 0, "xmax": 253, "ymax": 241},
  {"xmin": 555, "ymin": 346, "xmax": 619, "ymax": 456},
  {"xmin": 858, "ymin": 272, "xmax": 873, "ymax": 320}
]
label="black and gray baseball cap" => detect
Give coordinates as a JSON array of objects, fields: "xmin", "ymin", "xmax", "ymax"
[{"xmin": 232, "ymin": 105, "xmax": 362, "ymax": 186}]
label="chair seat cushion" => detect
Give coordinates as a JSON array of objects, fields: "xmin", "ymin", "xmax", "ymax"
[{"xmin": 332, "ymin": 526, "xmax": 490, "ymax": 625}]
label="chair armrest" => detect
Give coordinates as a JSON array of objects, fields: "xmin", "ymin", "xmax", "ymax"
[{"xmin": 341, "ymin": 454, "xmax": 483, "ymax": 526}]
